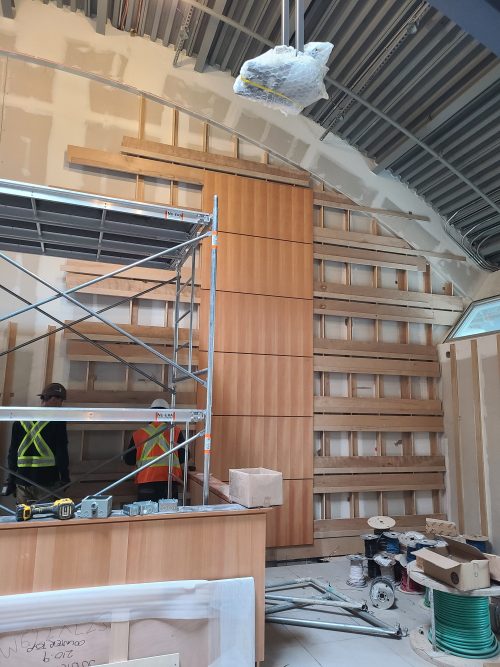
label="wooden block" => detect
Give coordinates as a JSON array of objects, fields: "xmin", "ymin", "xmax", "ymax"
[
  {"xmin": 313, "ymin": 471, "xmax": 444, "ymax": 493},
  {"xmin": 313, "ymin": 191, "xmax": 430, "ymax": 221},
  {"xmin": 67, "ymin": 145, "xmax": 206, "ymax": 185},
  {"xmin": 198, "ymin": 351, "xmax": 313, "ymax": 416},
  {"xmin": 122, "ymin": 136, "xmax": 310, "ymax": 186},
  {"xmin": 313, "ymin": 455, "xmax": 446, "ymax": 474},
  {"xmin": 203, "ymin": 171, "xmax": 313, "ymax": 242},
  {"xmin": 314, "ymin": 280, "xmax": 463, "ymax": 311},
  {"xmin": 314, "ymin": 243, "xmax": 427, "ymax": 271},
  {"xmin": 313, "ymin": 414, "xmax": 444, "ymax": 432},
  {"xmin": 199, "ymin": 290, "xmax": 312, "ymax": 356},
  {"xmin": 65, "ymin": 272, "xmax": 199, "ymax": 303},
  {"xmin": 313, "ymin": 338, "xmax": 437, "ymax": 360},
  {"xmin": 314, "ymin": 355, "xmax": 440, "ymax": 377},
  {"xmin": 426, "ymin": 517, "xmax": 459, "ymax": 537},
  {"xmin": 201, "ymin": 233, "xmax": 313, "ymax": 299},
  {"xmin": 314, "ymin": 297, "xmax": 457, "ymax": 325},
  {"xmin": 66, "ymin": 340, "xmax": 198, "ymax": 365},
  {"xmin": 314, "ymin": 396, "xmax": 442, "ymax": 415},
  {"xmin": 63, "ymin": 321, "xmax": 198, "ymax": 346},
  {"xmin": 195, "ymin": 415, "xmax": 313, "ymax": 480},
  {"xmin": 314, "ymin": 514, "xmax": 446, "ymax": 538}
]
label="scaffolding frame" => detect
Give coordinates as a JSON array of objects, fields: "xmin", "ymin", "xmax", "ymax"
[{"xmin": 0, "ymin": 182, "xmax": 218, "ymax": 508}]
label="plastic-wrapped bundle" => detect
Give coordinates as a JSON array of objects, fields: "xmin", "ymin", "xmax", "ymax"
[{"xmin": 233, "ymin": 42, "xmax": 334, "ymax": 115}]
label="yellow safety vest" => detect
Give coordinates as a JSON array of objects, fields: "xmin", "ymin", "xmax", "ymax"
[{"xmin": 17, "ymin": 421, "xmax": 55, "ymax": 468}]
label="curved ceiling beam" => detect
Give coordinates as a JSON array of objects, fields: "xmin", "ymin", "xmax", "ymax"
[{"xmin": 180, "ymin": 0, "xmax": 500, "ymax": 222}]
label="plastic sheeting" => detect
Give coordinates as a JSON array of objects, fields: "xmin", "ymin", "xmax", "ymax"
[
  {"xmin": 0, "ymin": 578, "xmax": 255, "ymax": 667},
  {"xmin": 234, "ymin": 42, "xmax": 334, "ymax": 115}
]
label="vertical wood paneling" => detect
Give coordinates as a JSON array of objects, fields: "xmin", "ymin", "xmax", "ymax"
[
  {"xmin": 266, "ymin": 480, "xmax": 314, "ymax": 547},
  {"xmin": 203, "ymin": 172, "xmax": 313, "ymax": 243},
  {"xmin": 201, "ymin": 232, "xmax": 313, "ymax": 298},
  {"xmin": 198, "ymin": 351, "xmax": 313, "ymax": 416},
  {"xmin": 199, "ymin": 172, "xmax": 314, "ymax": 548},
  {"xmin": 196, "ymin": 416, "xmax": 314, "ymax": 480},
  {"xmin": 199, "ymin": 291, "xmax": 313, "ymax": 355}
]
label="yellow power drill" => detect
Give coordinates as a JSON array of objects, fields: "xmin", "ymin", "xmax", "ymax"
[{"xmin": 16, "ymin": 498, "xmax": 75, "ymax": 521}]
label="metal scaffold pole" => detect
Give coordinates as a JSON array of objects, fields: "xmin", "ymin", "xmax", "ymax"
[
  {"xmin": 203, "ymin": 195, "xmax": 218, "ymax": 505},
  {"xmin": 0, "ymin": 181, "xmax": 219, "ymax": 511}
]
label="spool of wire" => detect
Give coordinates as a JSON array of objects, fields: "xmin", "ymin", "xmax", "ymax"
[
  {"xmin": 431, "ymin": 591, "xmax": 499, "ymax": 659},
  {"xmin": 465, "ymin": 536, "xmax": 488, "ymax": 552},
  {"xmin": 379, "ymin": 563, "xmax": 395, "ymax": 583},
  {"xmin": 361, "ymin": 533, "xmax": 379, "ymax": 558},
  {"xmin": 423, "ymin": 587, "xmax": 431, "ymax": 608},
  {"xmin": 346, "ymin": 554, "xmax": 366, "ymax": 588},
  {"xmin": 367, "ymin": 559, "xmax": 380, "ymax": 579},
  {"xmin": 406, "ymin": 542, "xmax": 418, "ymax": 563},
  {"xmin": 383, "ymin": 531, "xmax": 400, "ymax": 554},
  {"xmin": 417, "ymin": 538, "xmax": 437, "ymax": 551},
  {"xmin": 398, "ymin": 567, "xmax": 423, "ymax": 594},
  {"xmin": 374, "ymin": 527, "xmax": 387, "ymax": 551}
]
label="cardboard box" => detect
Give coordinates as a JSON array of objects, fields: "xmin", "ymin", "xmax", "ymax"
[
  {"xmin": 229, "ymin": 468, "xmax": 283, "ymax": 508},
  {"xmin": 415, "ymin": 537, "xmax": 490, "ymax": 591},
  {"xmin": 425, "ymin": 517, "xmax": 459, "ymax": 537}
]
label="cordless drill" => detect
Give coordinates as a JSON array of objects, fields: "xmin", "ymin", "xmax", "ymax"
[{"xmin": 16, "ymin": 498, "xmax": 75, "ymax": 521}]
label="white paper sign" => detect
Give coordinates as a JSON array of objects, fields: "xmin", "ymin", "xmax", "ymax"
[{"xmin": 0, "ymin": 623, "xmax": 109, "ymax": 667}]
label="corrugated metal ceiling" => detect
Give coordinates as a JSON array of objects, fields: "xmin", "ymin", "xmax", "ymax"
[{"xmin": 3, "ymin": 0, "xmax": 500, "ymax": 269}]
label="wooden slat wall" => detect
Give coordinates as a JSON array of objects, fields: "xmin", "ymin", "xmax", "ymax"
[
  {"xmin": 198, "ymin": 173, "xmax": 313, "ymax": 548},
  {"xmin": 306, "ymin": 198, "xmax": 458, "ymax": 560}
]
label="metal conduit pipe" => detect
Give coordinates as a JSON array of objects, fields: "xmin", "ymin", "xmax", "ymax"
[
  {"xmin": 267, "ymin": 616, "xmax": 403, "ymax": 638},
  {"xmin": 265, "ymin": 593, "xmax": 365, "ymax": 610}
]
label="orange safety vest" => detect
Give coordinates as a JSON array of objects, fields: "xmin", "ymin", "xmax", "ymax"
[{"xmin": 133, "ymin": 423, "xmax": 182, "ymax": 485}]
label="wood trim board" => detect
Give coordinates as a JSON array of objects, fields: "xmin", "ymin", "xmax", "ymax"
[
  {"xmin": 314, "ymin": 396, "xmax": 442, "ymax": 415},
  {"xmin": 313, "ymin": 414, "xmax": 444, "ymax": 432},
  {"xmin": 314, "ymin": 297, "xmax": 457, "ymax": 325},
  {"xmin": 314, "ymin": 455, "xmax": 446, "ymax": 474},
  {"xmin": 313, "ymin": 471, "xmax": 444, "ymax": 493},
  {"xmin": 313, "ymin": 191, "xmax": 430, "ymax": 221},
  {"xmin": 313, "ymin": 338, "xmax": 437, "ymax": 360},
  {"xmin": 314, "ymin": 243, "xmax": 427, "ymax": 271},
  {"xmin": 121, "ymin": 136, "xmax": 310, "ymax": 186},
  {"xmin": 314, "ymin": 355, "xmax": 440, "ymax": 377}
]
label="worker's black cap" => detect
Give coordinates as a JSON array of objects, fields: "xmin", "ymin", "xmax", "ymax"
[{"xmin": 39, "ymin": 383, "xmax": 67, "ymax": 400}]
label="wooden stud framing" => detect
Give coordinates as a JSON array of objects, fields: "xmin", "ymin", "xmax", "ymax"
[
  {"xmin": 43, "ymin": 325, "xmax": 57, "ymax": 388},
  {"xmin": 471, "ymin": 338, "xmax": 489, "ymax": 536},
  {"xmin": 1, "ymin": 322, "xmax": 17, "ymax": 406},
  {"xmin": 314, "ymin": 243, "xmax": 427, "ymax": 272},
  {"xmin": 314, "ymin": 356, "xmax": 440, "ymax": 377},
  {"xmin": 314, "ymin": 297, "xmax": 457, "ymax": 325},
  {"xmin": 312, "ymin": 190, "xmax": 430, "ymax": 221},
  {"xmin": 449, "ymin": 343, "xmax": 465, "ymax": 533}
]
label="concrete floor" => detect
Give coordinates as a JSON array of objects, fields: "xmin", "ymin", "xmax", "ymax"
[{"xmin": 263, "ymin": 558, "xmax": 432, "ymax": 667}]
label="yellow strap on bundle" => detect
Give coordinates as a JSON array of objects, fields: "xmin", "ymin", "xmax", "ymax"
[{"xmin": 240, "ymin": 77, "xmax": 301, "ymax": 108}]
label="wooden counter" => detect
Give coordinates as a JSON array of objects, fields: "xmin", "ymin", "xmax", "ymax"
[{"xmin": 0, "ymin": 507, "xmax": 268, "ymax": 662}]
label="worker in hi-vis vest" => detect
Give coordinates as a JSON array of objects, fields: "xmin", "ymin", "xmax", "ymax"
[
  {"xmin": 124, "ymin": 398, "xmax": 185, "ymax": 502},
  {"xmin": 2, "ymin": 383, "xmax": 70, "ymax": 503}
]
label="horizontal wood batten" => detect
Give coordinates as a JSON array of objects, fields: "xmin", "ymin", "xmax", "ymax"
[
  {"xmin": 313, "ymin": 471, "xmax": 444, "ymax": 493},
  {"xmin": 63, "ymin": 321, "xmax": 198, "ymax": 346},
  {"xmin": 121, "ymin": 136, "xmax": 310, "ymax": 186},
  {"xmin": 314, "ymin": 244, "xmax": 427, "ymax": 272},
  {"xmin": 66, "ymin": 340, "xmax": 198, "ymax": 365},
  {"xmin": 313, "ymin": 338, "xmax": 437, "ymax": 360},
  {"xmin": 314, "ymin": 298, "xmax": 456, "ymax": 325},
  {"xmin": 67, "ymin": 145, "xmax": 205, "ymax": 185},
  {"xmin": 314, "ymin": 396, "xmax": 442, "ymax": 415},
  {"xmin": 63, "ymin": 259, "xmax": 198, "ymax": 284},
  {"xmin": 313, "ymin": 228, "xmax": 465, "ymax": 262},
  {"xmin": 67, "ymin": 389, "xmax": 196, "ymax": 406},
  {"xmin": 314, "ymin": 455, "xmax": 446, "ymax": 474},
  {"xmin": 314, "ymin": 356, "xmax": 440, "ymax": 377},
  {"xmin": 312, "ymin": 191, "xmax": 430, "ymax": 222},
  {"xmin": 65, "ymin": 273, "xmax": 198, "ymax": 303},
  {"xmin": 313, "ymin": 414, "xmax": 444, "ymax": 432},
  {"xmin": 313, "ymin": 226, "xmax": 410, "ymax": 249},
  {"xmin": 314, "ymin": 514, "xmax": 446, "ymax": 538},
  {"xmin": 314, "ymin": 281, "xmax": 463, "ymax": 311}
]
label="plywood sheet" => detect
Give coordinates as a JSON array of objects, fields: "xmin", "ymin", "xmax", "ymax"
[
  {"xmin": 203, "ymin": 172, "xmax": 313, "ymax": 243},
  {"xmin": 266, "ymin": 479, "xmax": 313, "ymax": 547},
  {"xmin": 200, "ymin": 233, "xmax": 313, "ymax": 299},
  {"xmin": 198, "ymin": 352, "xmax": 313, "ymax": 416},
  {"xmin": 199, "ymin": 290, "xmax": 312, "ymax": 356},
  {"xmin": 196, "ymin": 416, "xmax": 313, "ymax": 480}
]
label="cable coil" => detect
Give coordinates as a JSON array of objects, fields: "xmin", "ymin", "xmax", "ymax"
[{"xmin": 431, "ymin": 591, "xmax": 499, "ymax": 659}]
